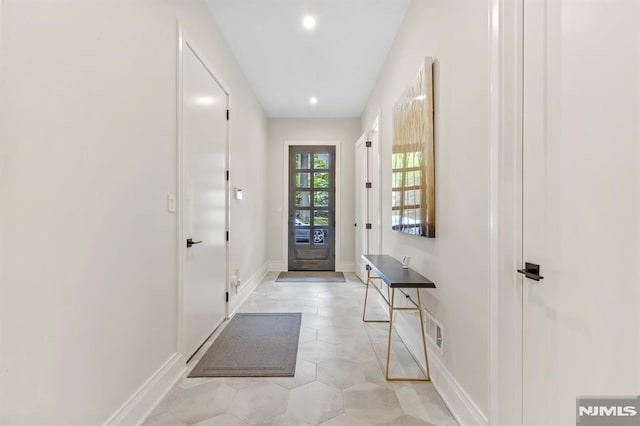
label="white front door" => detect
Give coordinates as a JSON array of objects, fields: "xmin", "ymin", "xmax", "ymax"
[
  {"xmin": 182, "ymin": 42, "xmax": 228, "ymax": 359},
  {"xmin": 522, "ymin": 1, "xmax": 640, "ymax": 424}
]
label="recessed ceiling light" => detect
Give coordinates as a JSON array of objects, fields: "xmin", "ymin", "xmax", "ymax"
[
  {"xmin": 302, "ymin": 16, "xmax": 316, "ymax": 30},
  {"xmin": 309, "ymin": 97, "xmax": 318, "ymax": 104}
]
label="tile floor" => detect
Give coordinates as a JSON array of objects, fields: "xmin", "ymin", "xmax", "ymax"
[{"xmin": 144, "ymin": 272, "xmax": 457, "ymax": 426}]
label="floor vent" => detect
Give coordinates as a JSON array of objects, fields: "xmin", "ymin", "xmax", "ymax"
[{"xmin": 424, "ymin": 311, "xmax": 444, "ymax": 355}]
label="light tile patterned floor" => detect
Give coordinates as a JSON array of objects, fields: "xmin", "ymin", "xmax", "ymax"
[{"xmin": 144, "ymin": 272, "xmax": 458, "ymax": 426}]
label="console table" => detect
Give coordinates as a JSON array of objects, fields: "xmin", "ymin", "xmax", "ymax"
[{"xmin": 361, "ymin": 254, "xmax": 436, "ymax": 382}]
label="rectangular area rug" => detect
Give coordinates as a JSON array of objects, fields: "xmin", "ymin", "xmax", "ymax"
[
  {"xmin": 189, "ymin": 313, "xmax": 302, "ymax": 377},
  {"xmin": 276, "ymin": 271, "xmax": 345, "ymax": 282}
]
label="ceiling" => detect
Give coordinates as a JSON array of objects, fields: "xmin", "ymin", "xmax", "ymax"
[{"xmin": 205, "ymin": 0, "xmax": 411, "ymax": 118}]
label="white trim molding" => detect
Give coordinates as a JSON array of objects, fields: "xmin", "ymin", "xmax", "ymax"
[
  {"xmin": 488, "ymin": 0, "xmax": 524, "ymax": 424},
  {"xmin": 104, "ymin": 353, "xmax": 186, "ymax": 426},
  {"xmin": 267, "ymin": 261, "xmax": 287, "ymax": 272},
  {"xmin": 354, "ymin": 113, "xmax": 382, "ymax": 282},
  {"xmin": 336, "ymin": 262, "xmax": 356, "ymax": 273},
  {"xmin": 281, "ymin": 140, "xmax": 342, "ymax": 271},
  {"xmin": 368, "ymin": 112, "xmax": 383, "ymax": 255},
  {"xmin": 176, "ymin": 23, "xmax": 186, "ymax": 361}
]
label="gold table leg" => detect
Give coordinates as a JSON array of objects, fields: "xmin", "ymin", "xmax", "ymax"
[
  {"xmin": 417, "ymin": 289, "xmax": 431, "ymax": 381},
  {"xmin": 362, "ymin": 267, "xmax": 390, "ymax": 323},
  {"xmin": 360, "ymin": 264, "xmax": 431, "ymax": 382},
  {"xmin": 384, "ymin": 288, "xmax": 431, "ymax": 382}
]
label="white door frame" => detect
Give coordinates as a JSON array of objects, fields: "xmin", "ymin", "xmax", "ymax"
[
  {"xmin": 354, "ymin": 133, "xmax": 368, "ymax": 280},
  {"xmin": 488, "ymin": 0, "xmax": 524, "ymax": 424},
  {"xmin": 282, "ymin": 140, "xmax": 341, "ymax": 271},
  {"xmin": 367, "ymin": 113, "xmax": 382, "ymax": 255},
  {"xmin": 176, "ymin": 25, "xmax": 231, "ymax": 356},
  {"xmin": 354, "ymin": 113, "xmax": 382, "ymax": 279}
]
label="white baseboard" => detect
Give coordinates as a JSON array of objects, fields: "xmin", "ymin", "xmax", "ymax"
[
  {"xmin": 376, "ymin": 299, "xmax": 488, "ymax": 426},
  {"xmin": 229, "ymin": 262, "xmax": 269, "ymax": 317},
  {"xmin": 104, "ymin": 352, "xmax": 186, "ymax": 426},
  {"xmin": 267, "ymin": 261, "xmax": 287, "ymax": 272},
  {"xmin": 336, "ymin": 262, "xmax": 356, "ymax": 272}
]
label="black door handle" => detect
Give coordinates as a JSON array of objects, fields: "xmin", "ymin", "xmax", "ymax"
[
  {"xmin": 186, "ymin": 238, "xmax": 203, "ymax": 248},
  {"xmin": 517, "ymin": 262, "xmax": 544, "ymax": 281}
]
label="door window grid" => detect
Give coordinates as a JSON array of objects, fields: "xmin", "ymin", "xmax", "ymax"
[{"xmin": 294, "ymin": 151, "xmax": 331, "ymax": 246}]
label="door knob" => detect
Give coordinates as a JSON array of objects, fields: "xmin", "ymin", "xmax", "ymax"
[
  {"xmin": 517, "ymin": 262, "xmax": 544, "ymax": 281},
  {"xmin": 186, "ymin": 238, "xmax": 203, "ymax": 248}
]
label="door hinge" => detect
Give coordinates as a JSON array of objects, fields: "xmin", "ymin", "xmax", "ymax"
[
  {"xmin": 365, "ymin": 223, "xmax": 372, "ymax": 230},
  {"xmin": 365, "ymin": 141, "xmax": 372, "ymax": 148},
  {"xmin": 225, "ymin": 291, "xmax": 229, "ymax": 302},
  {"xmin": 226, "ymin": 109, "xmax": 229, "ymax": 120},
  {"xmin": 226, "ymin": 170, "xmax": 229, "ymax": 181},
  {"xmin": 365, "ymin": 182, "xmax": 372, "ymax": 188},
  {"xmin": 226, "ymin": 231, "xmax": 229, "ymax": 241}
]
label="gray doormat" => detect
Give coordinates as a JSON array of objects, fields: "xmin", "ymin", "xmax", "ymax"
[
  {"xmin": 276, "ymin": 271, "xmax": 345, "ymax": 282},
  {"xmin": 188, "ymin": 313, "xmax": 302, "ymax": 377}
]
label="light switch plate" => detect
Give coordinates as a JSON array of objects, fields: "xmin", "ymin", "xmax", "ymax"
[
  {"xmin": 167, "ymin": 194, "xmax": 176, "ymax": 212},
  {"xmin": 234, "ymin": 187, "xmax": 243, "ymax": 200}
]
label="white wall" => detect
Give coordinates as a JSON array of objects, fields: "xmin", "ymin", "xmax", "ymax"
[
  {"xmin": 0, "ymin": 0, "xmax": 268, "ymax": 423},
  {"xmin": 267, "ymin": 118, "xmax": 361, "ymax": 271},
  {"xmin": 361, "ymin": 0, "xmax": 490, "ymax": 419}
]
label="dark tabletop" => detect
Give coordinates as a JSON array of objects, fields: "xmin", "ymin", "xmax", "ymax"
[{"xmin": 362, "ymin": 255, "xmax": 436, "ymax": 288}]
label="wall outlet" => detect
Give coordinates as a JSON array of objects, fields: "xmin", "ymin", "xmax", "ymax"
[
  {"xmin": 167, "ymin": 194, "xmax": 176, "ymax": 213},
  {"xmin": 233, "ymin": 269, "xmax": 241, "ymax": 290}
]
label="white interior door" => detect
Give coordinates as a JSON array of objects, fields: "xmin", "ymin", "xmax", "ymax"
[
  {"xmin": 355, "ymin": 117, "xmax": 381, "ymax": 283},
  {"xmin": 355, "ymin": 134, "xmax": 369, "ymax": 282},
  {"xmin": 368, "ymin": 118, "xmax": 380, "ymax": 257},
  {"xmin": 182, "ymin": 43, "xmax": 228, "ymax": 359},
  {"xmin": 522, "ymin": 1, "xmax": 640, "ymax": 424}
]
